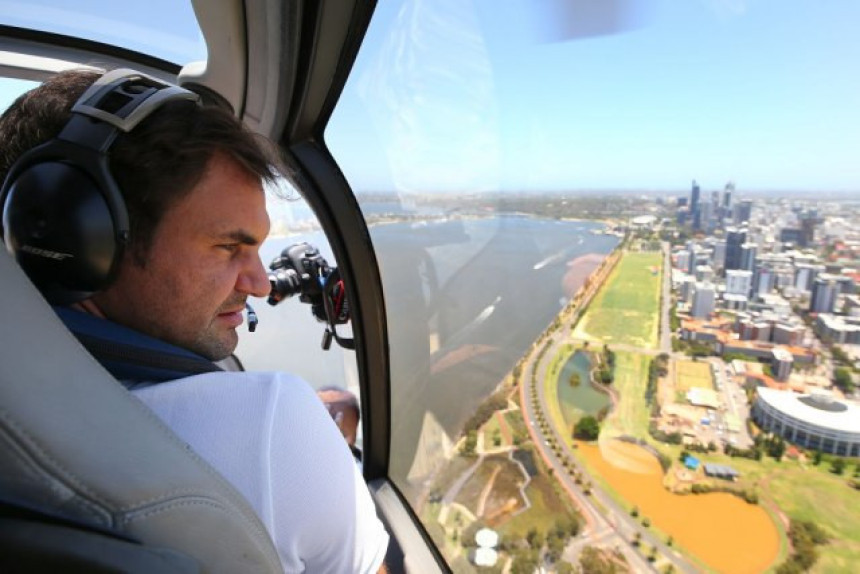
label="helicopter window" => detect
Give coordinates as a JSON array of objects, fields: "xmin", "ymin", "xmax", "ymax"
[
  {"xmin": 0, "ymin": 0, "xmax": 206, "ymax": 66},
  {"xmin": 327, "ymin": 0, "xmax": 860, "ymax": 572},
  {"xmin": 236, "ymin": 180, "xmax": 360, "ymax": 420}
]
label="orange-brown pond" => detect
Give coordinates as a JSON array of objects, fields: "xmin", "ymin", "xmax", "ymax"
[{"xmin": 580, "ymin": 440, "xmax": 780, "ymax": 574}]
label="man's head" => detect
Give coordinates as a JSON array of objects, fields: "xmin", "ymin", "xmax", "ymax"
[
  {"xmin": 317, "ymin": 386, "xmax": 361, "ymax": 447},
  {"xmin": 0, "ymin": 69, "xmax": 282, "ymax": 360}
]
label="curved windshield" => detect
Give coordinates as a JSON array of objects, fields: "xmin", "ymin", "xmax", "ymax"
[
  {"xmin": 0, "ymin": 0, "xmax": 206, "ymax": 65},
  {"xmin": 328, "ymin": 0, "xmax": 859, "ymax": 572}
]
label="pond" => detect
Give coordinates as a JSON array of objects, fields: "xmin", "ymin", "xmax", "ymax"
[{"xmin": 556, "ymin": 350, "xmax": 610, "ymax": 428}]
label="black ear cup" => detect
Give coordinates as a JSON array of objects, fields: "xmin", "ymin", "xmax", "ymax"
[
  {"xmin": 1, "ymin": 68, "xmax": 200, "ymax": 304},
  {"xmin": 3, "ymin": 161, "xmax": 118, "ymax": 303}
]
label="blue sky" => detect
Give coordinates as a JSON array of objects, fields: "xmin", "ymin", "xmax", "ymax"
[
  {"xmin": 326, "ymin": 0, "xmax": 860, "ymax": 194},
  {"xmin": 2, "ymin": 0, "xmax": 859, "ymax": 195}
]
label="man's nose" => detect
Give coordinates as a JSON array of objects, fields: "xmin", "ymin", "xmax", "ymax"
[{"xmin": 238, "ymin": 254, "xmax": 271, "ymax": 298}]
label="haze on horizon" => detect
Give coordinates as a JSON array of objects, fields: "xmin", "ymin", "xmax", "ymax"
[{"xmin": 327, "ymin": 0, "xmax": 860, "ymax": 197}]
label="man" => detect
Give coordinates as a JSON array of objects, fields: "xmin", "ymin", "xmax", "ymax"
[
  {"xmin": 0, "ymin": 69, "xmax": 388, "ymax": 573},
  {"xmin": 318, "ymin": 385, "xmax": 363, "ymax": 461}
]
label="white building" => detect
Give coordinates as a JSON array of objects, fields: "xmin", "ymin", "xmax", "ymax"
[
  {"xmin": 771, "ymin": 347, "xmax": 794, "ymax": 381},
  {"xmin": 752, "ymin": 388, "xmax": 860, "ymax": 457},
  {"xmin": 726, "ymin": 270, "xmax": 753, "ymax": 296},
  {"xmin": 692, "ymin": 283, "xmax": 716, "ymax": 318}
]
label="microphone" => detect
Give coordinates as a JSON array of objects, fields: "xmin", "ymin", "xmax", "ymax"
[{"xmin": 246, "ymin": 302, "xmax": 258, "ymax": 332}]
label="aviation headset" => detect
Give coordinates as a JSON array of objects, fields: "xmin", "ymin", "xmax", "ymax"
[{"xmin": 0, "ymin": 68, "xmax": 200, "ymax": 304}]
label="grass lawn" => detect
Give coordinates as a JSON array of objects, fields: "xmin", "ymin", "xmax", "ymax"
[
  {"xmin": 504, "ymin": 409, "xmax": 528, "ymax": 445},
  {"xmin": 646, "ymin": 450, "xmax": 860, "ymax": 573},
  {"xmin": 722, "ymin": 456, "xmax": 860, "ymax": 573},
  {"xmin": 572, "ymin": 251, "xmax": 662, "ymax": 349},
  {"xmin": 481, "ymin": 414, "xmax": 502, "ymax": 449},
  {"xmin": 497, "ymin": 473, "xmax": 578, "ymax": 539},
  {"xmin": 542, "ymin": 350, "xmax": 574, "ymax": 440},
  {"xmin": 601, "ymin": 351, "xmax": 651, "ymax": 441},
  {"xmin": 675, "ymin": 360, "xmax": 714, "ymax": 391}
]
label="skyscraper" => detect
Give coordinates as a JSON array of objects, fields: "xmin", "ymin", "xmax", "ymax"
[
  {"xmin": 810, "ymin": 276, "xmax": 841, "ymax": 314},
  {"xmin": 740, "ymin": 243, "xmax": 758, "ymax": 272},
  {"xmin": 723, "ymin": 181, "xmax": 734, "ymax": 210},
  {"xmin": 690, "ymin": 180, "xmax": 701, "ymax": 230},
  {"xmin": 725, "ymin": 227, "xmax": 747, "ymax": 271},
  {"xmin": 692, "ymin": 283, "xmax": 716, "ymax": 318},
  {"xmin": 735, "ymin": 199, "xmax": 753, "ymax": 224}
]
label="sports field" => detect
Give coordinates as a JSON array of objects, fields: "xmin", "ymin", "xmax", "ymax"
[
  {"xmin": 572, "ymin": 251, "xmax": 662, "ymax": 349},
  {"xmin": 674, "ymin": 360, "xmax": 714, "ymax": 391}
]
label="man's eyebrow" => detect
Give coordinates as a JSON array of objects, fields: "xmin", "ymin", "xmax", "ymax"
[{"xmin": 217, "ymin": 230, "xmax": 264, "ymax": 245}]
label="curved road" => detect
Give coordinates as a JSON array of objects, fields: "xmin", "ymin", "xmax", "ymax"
[{"xmin": 518, "ymin": 247, "xmax": 699, "ymax": 574}]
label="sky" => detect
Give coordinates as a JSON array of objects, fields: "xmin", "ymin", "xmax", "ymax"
[
  {"xmin": 326, "ymin": 0, "xmax": 860, "ymax": 195},
  {"xmin": 2, "ymin": 0, "xmax": 859, "ymax": 196}
]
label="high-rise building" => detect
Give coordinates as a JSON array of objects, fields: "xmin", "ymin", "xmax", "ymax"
[
  {"xmin": 735, "ymin": 199, "xmax": 753, "ymax": 224},
  {"xmin": 690, "ymin": 180, "xmax": 701, "ymax": 230},
  {"xmin": 723, "ymin": 182, "xmax": 734, "ymax": 210},
  {"xmin": 794, "ymin": 263, "xmax": 824, "ymax": 292},
  {"xmin": 810, "ymin": 275, "xmax": 841, "ymax": 314},
  {"xmin": 740, "ymin": 243, "xmax": 758, "ymax": 272},
  {"xmin": 699, "ymin": 201, "xmax": 714, "ymax": 233},
  {"xmin": 725, "ymin": 227, "xmax": 747, "ymax": 271},
  {"xmin": 800, "ymin": 212, "xmax": 821, "ymax": 247},
  {"xmin": 772, "ymin": 347, "xmax": 794, "ymax": 382},
  {"xmin": 692, "ymin": 283, "xmax": 716, "ymax": 318},
  {"xmin": 711, "ymin": 240, "xmax": 726, "ymax": 271},
  {"xmin": 779, "ymin": 228, "xmax": 805, "ymax": 247},
  {"xmin": 753, "ymin": 266, "xmax": 776, "ymax": 298}
]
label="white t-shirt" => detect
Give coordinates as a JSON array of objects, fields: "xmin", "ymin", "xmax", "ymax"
[{"xmin": 132, "ymin": 371, "xmax": 389, "ymax": 573}]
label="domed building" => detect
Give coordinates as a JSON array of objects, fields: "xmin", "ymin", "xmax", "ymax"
[{"xmin": 752, "ymin": 387, "xmax": 860, "ymax": 456}]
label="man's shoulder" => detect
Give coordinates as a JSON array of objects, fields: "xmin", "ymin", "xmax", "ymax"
[{"xmin": 132, "ymin": 370, "xmax": 317, "ymax": 404}]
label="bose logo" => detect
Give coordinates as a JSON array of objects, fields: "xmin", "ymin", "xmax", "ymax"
[{"xmin": 21, "ymin": 245, "xmax": 74, "ymax": 260}]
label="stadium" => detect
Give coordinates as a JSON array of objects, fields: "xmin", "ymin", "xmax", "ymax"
[{"xmin": 751, "ymin": 387, "xmax": 860, "ymax": 457}]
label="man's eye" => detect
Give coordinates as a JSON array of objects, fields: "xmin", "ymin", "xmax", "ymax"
[{"xmin": 219, "ymin": 244, "xmax": 239, "ymax": 253}]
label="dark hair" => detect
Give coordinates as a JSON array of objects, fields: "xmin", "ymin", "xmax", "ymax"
[
  {"xmin": 317, "ymin": 385, "xmax": 361, "ymax": 418},
  {"xmin": 0, "ymin": 68, "xmax": 283, "ymax": 263}
]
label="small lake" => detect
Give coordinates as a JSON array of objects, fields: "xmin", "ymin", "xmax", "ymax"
[{"xmin": 556, "ymin": 350, "xmax": 610, "ymax": 428}]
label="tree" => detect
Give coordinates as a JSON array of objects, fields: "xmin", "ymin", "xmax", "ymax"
[
  {"xmin": 834, "ymin": 367, "xmax": 855, "ymax": 393},
  {"xmin": 812, "ymin": 450, "xmax": 823, "ymax": 465},
  {"xmin": 574, "ymin": 416, "xmax": 600, "ymax": 441},
  {"xmin": 461, "ymin": 430, "xmax": 477, "ymax": 456},
  {"xmin": 579, "ymin": 546, "xmax": 619, "ymax": 574},
  {"xmin": 831, "ymin": 457, "xmax": 846, "ymax": 475}
]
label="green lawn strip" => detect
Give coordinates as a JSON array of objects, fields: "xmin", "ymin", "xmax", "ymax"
[
  {"xmin": 542, "ymin": 345, "xmax": 575, "ymax": 442},
  {"xmin": 481, "ymin": 414, "xmax": 502, "ymax": 449},
  {"xmin": 760, "ymin": 462, "xmax": 860, "ymax": 572},
  {"xmin": 601, "ymin": 351, "xmax": 651, "ymax": 441},
  {"xmin": 504, "ymin": 409, "xmax": 528, "ymax": 445},
  {"xmin": 573, "ymin": 252, "xmax": 662, "ymax": 349}
]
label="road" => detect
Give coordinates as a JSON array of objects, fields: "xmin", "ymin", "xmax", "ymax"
[
  {"xmin": 520, "ymin": 329, "xmax": 698, "ymax": 574},
  {"xmin": 516, "ymin": 243, "xmax": 701, "ymax": 573},
  {"xmin": 660, "ymin": 241, "xmax": 673, "ymax": 354}
]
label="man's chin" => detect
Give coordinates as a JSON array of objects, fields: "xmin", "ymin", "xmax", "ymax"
[{"xmin": 190, "ymin": 330, "xmax": 239, "ymax": 362}]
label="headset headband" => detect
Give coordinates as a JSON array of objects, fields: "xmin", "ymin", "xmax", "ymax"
[{"xmin": 1, "ymin": 68, "xmax": 201, "ymax": 304}]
